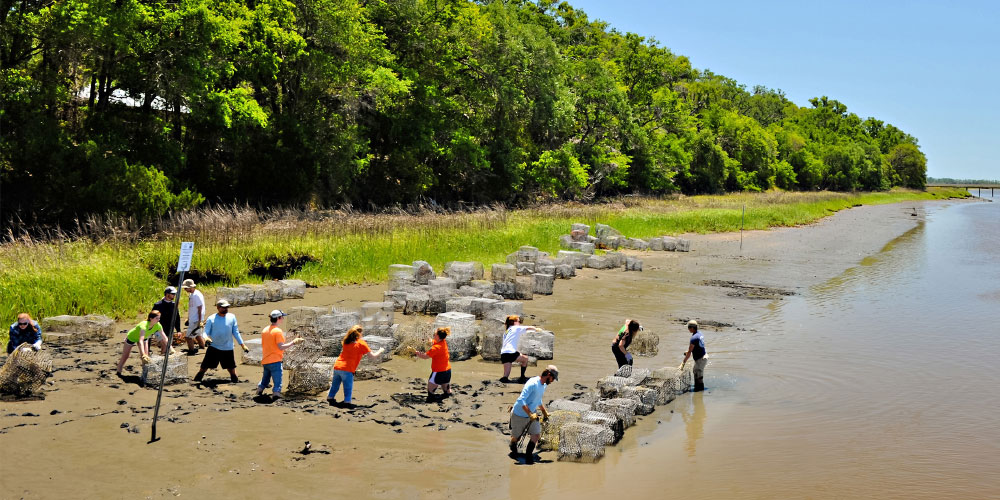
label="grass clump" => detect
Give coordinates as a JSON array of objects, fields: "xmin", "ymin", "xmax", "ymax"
[{"xmin": 0, "ymin": 187, "xmax": 972, "ymax": 327}]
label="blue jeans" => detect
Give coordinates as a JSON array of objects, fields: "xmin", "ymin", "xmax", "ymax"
[
  {"xmin": 258, "ymin": 361, "xmax": 283, "ymax": 395},
  {"xmin": 327, "ymin": 369, "xmax": 354, "ymax": 402}
]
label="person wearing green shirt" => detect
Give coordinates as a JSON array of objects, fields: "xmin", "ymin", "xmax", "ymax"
[{"xmin": 116, "ymin": 310, "xmax": 166, "ymax": 376}]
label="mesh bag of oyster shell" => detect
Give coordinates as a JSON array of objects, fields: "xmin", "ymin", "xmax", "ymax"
[
  {"xmin": 539, "ymin": 410, "xmax": 582, "ymax": 451},
  {"xmin": 557, "ymin": 422, "xmax": 613, "ymax": 462},
  {"xmin": 0, "ymin": 345, "xmax": 53, "ymax": 397}
]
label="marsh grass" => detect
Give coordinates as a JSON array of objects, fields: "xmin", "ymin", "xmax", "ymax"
[{"xmin": 0, "ymin": 188, "xmax": 971, "ymax": 329}]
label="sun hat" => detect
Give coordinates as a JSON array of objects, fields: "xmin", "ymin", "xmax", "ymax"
[
  {"xmin": 182, "ymin": 279, "xmax": 196, "ymax": 289},
  {"xmin": 216, "ymin": 299, "xmax": 231, "ymax": 308},
  {"xmin": 269, "ymin": 309, "xmax": 288, "ymax": 319}
]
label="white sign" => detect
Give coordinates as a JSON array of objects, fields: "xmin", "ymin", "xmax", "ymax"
[{"xmin": 177, "ymin": 242, "xmax": 194, "ymax": 272}]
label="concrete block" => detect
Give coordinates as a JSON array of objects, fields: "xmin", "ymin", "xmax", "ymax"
[
  {"xmin": 649, "ymin": 237, "xmax": 664, "ymax": 251},
  {"xmin": 262, "ymin": 281, "xmax": 285, "ymax": 302},
  {"xmin": 625, "ymin": 257, "xmax": 643, "ymax": 272},
  {"xmin": 41, "ymin": 314, "xmax": 116, "ymax": 341},
  {"xmin": 383, "ymin": 291, "xmax": 408, "ymax": 312},
  {"xmin": 316, "ymin": 312, "xmax": 361, "ymax": 338},
  {"xmin": 286, "ymin": 362, "xmax": 333, "ymax": 396},
  {"xmin": 279, "ymin": 279, "xmax": 307, "ymax": 299},
  {"xmin": 676, "ymin": 238, "xmax": 691, "ymax": 252},
  {"xmin": 554, "ymin": 264, "xmax": 575, "ymax": 279},
  {"xmin": 627, "ymin": 238, "xmax": 648, "ymax": 250},
  {"xmin": 411, "ymin": 260, "xmax": 436, "ymax": 285},
  {"xmin": 215, "ymin": 287, "xmax": 253, "ymax": 307},
  {"xmin": 556, "ymin": 250, "xmax": 588, "ymax": 268},
  {"xmin": 428, "ymin": 277, "xmax": 457, "ymax": 292},
  {"xmin": 432, "ymin": 312, "xmax": 478, "ymax": 360},
  {"xmin": 516, "ymin": 261, "xmax": 536, "ymax": 275},
  {"xmin": 388, "ymin": 264, "xmax": 415, "ymax": 290},
  {"xmin": 484, "ymin": 301, "xmax": 524, "ymax": 322},
  {"xmin": 570, "ymin": 229, "xmax": 588, "ymax": 242},
  {"xmin": 559, "ymin": 234, "xmax": 573, "ymax": 249},
  {"xmin": 239, "ymin": 284, "xmax": 269, "ymax": 305},
  {"xmin": 479, "ymin": 329, "xmax": 503, "ymax": 361},
  {"xmin": 142, "ymin": 355, "xmax": 188, "ymax": 386},
  {"xmin": 491, "ymin": 263, "xmax": 516, "ymax": 283},
  {"xmin": 445, "ymin": 296, "xmax": 476, "ymax": 315},
  {"xmin": 443, "ymin": 261, "xmax": 484, "ymax": 286},
  {"xmin": 586, "ymin": 256, "xmax": 613, "ymax": 269},
  {"xmin": 661, "ymin": 236, "xmax": 678, "ymax": 251},
  {"xmin": 569, "ymin": 241, "xmax": 595, "ymax": 254},
  {"xmin": 469, "ymin": 298, "xmax": 501, "ymax": 319},
  {"xmin": 532, "ymin": 273, "xmax": 554, "ymax": 295},
  {"xmin": 594, "ymin": 398, "xmax": 639, "ymax": 429},
  {"xmin": 513, "ymin": 276, "xmax": 533, "ymax": 300},
  {"xmin": 557, "ymin": 423, "xmax": 612, "ymax": 462},
  {"xmin": 517, "ymin": 246, "xmax": 540, "ymax": 262},
  {"xmin": 241, "ymin": 338, "xmax": 263, "ymax": 365},
  {"xmin": 604, "ymin": 251, "xmax": 626, "ymax": 268},
  {"xmin": 570, "ymin": 223, "xmax": 590, "ymax": 235},
  {"xmin": 492, "ymin": 281, "xmax": 515, "ymax": 298},
  {"xmin": 425, "ymin": 290, "xmax": 450, "ymax": 315},
  {"xmin": 518, "ymin": 329, "xmax": 554, "ymax": 359},
  {"xmin": 594, "ymin": 223, "xmax": 620, "ymax": 239},
  {"xmin": 403, "ymin": 292, "xmax": 430, "ymax": 315},
  {"xmin": 537, "ymin": 264, "xmax": 556, "ymax": 275}
]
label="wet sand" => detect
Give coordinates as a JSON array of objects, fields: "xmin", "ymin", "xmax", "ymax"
[{"xmin": 0, "ymin": 201, "xmax": 948, "ymax": 499}]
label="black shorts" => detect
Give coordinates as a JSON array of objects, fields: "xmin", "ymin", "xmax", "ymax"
[
  {"xmin": 500, "ymin": 352, "xmax": 521, "ymax": 364},
  {"xmin": 429, "ymin": 369, "xmax": 452, "ymax": 385},
  {"xmin": 125, "ymin": 338, "xmax": 137, "ymax": 346},
  {"xmin": 200, "ymin": 346, "xmax": 236, "ymax": 370}
]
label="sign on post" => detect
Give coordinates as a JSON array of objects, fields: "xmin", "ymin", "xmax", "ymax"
[
  {"xmin": 177, "ymin": 241, "xmax": 194, "ymax": 272},
  {"xmin": 151, "ymin": 241, "xmax": 194, "ymax": 443}
]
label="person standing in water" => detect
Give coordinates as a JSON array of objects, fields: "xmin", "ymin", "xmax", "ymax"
[{"xmin": 682, "ymin": 320, "xmax": 707, "ymax": 391}]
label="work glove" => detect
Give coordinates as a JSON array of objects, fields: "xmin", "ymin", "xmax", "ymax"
[
  {"xmin": 198, "ymin": 321, "xmax": 205, "ymax": 328},
  {"xmin": 530, "ymin": 413, "xmax": 539, "ymax": 421},
  {"xmin": 141, "ymin": 355, "xmax": 151, "ymax": 364},
  {"xmin": 292, "ymin": 337, "xmax": 305, "ymax": 345},
  {"xmin": 169, "ymin": 347, "xmax": 177, "ymax": 356},
  {"xmin": 20, "ymin": 347, "xmax": 32, "ymax": 353},
  {"xmin": 540, "ymin": 412, "xmax": 549, "ymax": 423},
  {"xmin": 204, "ymin": 337, "xmax": 213, "ymax": 346},
  {"xmin": 241, "ymin": 344, "xmax": 250, "ymax": 353}
]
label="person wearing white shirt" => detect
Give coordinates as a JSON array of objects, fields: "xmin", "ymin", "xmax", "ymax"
[
  {"xmin": 182, "ymin": 278, "xmax": 207, "ymax": 354},
  {"xmin": 499, "ymin": 315, "xmax": 538, "ymax": 383}
]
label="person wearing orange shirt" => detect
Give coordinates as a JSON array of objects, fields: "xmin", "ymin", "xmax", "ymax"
[
  {"xmin": 414, "ymin": 327, "xmax": 452, "ymax": 402},
  {"xmin": 327, "ymin": 325, "xmax": 384, "ymax": 408},
  {"xmin": 256, "ymin": 310, "xmax": 304, "ymax": 400}
]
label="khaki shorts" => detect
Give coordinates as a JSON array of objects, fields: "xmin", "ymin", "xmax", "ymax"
[
  {"xmin": 510, "ymin": 413, "xmax": 541, "ymax": 438},
  {"xmin": 693, "ymin": 357, "xmax": 708, "ymax": 379},
  {"xmin": 185, "ymin": 321, "xmax": 202, "ymax": 338}
]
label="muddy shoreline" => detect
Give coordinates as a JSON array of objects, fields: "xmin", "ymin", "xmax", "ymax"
[{"xmin": 0, "ymin": 201, "xmax": 956, "ymax": 499}]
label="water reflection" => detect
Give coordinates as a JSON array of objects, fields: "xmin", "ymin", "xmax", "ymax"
[{"xmin": 683, "ymin": 392, "xmax": 706, "ymax": 457}]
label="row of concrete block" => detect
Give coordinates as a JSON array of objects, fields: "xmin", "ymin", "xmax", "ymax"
[
  {"xmin": 560, "ymin": 222, "xmax": 691, "ymax": 253},
  {"xmin": 540, "ymin": 365, "xmax": 695, "ymax": 462},
  {"xmin": 214, "ymin": 279, "xmax": 307, "ymax": 307}
]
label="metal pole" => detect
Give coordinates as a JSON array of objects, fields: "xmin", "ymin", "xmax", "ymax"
[
  {"xmin": 740, "ymin": 204, "xmax": 745, "ymax": 251},
  {"xmin": 150, "ymin": 270, "xmax": 184, "ymax": 443}
]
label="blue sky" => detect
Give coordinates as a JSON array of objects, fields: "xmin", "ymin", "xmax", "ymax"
[{"xmin": 565, "ymin": 0, "xmax": 998, "ymax": 180}]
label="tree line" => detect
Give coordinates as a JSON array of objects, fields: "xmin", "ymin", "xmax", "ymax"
[{"xmin": 1, "ymin": 0, "xmax": 928, "ymax": 228}]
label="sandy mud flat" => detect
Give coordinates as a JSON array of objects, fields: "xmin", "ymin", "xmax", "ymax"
[{"xmin": 0, "ymin": 201, "xmax": 949, "ymax": 499}]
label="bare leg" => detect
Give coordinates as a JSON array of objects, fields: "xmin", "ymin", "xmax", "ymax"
[
  {"xmin": 116, "ymin": 343, "xmax": 133, "ymax": 375},
  {"xmin": 502, "ymin": 362, "xmax": 512, "ymax": 378}
]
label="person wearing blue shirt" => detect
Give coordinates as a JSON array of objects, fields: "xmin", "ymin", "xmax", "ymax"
[
  {"xmin": 193, "ymin": 299, "xmax": 248, "ymax": 384},
  {"xmin": 682, "ymin": 320, "xmax": 707, "ymax": 391},
  {"xmin": 508, "ymin": 365, "xmax": 559, "ymax": 464},
  {"xmin": 7, "ymin": 313, "xmax": 42, "ymax": 354}
]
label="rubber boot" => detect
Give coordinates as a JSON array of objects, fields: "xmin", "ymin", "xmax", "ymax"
[
  {"xmin": 694, "ymin": 377, "xmax": 704, "ymax": 392},
  {"xmin": 524, "ymin": 441, "xmax": 536, "ymax": 464}
]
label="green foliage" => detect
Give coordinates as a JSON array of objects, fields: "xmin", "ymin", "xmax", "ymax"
[{"xmin": 1, "ymin": 0, "xmax": 932, "ymax": 229}]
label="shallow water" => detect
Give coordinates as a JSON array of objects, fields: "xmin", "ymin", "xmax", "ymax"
[{"xmin": 512, "ymin": 198, "xmax": 1000, "ymax": 499}]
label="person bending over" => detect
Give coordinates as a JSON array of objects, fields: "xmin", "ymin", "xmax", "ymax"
[
  {"xmin": 414, "ymin": 327, "xmax": 452, "ymax": 402},
  {"xmin": 500, "ymin": 315, "xmax": 538, "ymax": 383}
]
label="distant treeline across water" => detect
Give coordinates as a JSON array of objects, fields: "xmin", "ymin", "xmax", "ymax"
[{"xmin": 2, "ymin": 0, "xmax": 928, "ymax": 229}]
